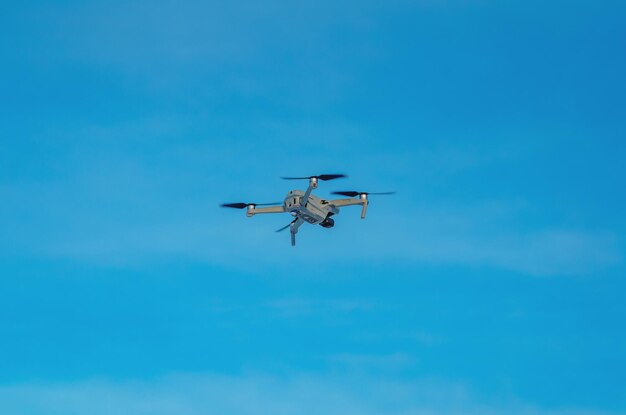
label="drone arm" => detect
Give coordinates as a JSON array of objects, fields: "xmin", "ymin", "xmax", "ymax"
[
  {"xmin": 361, "ymin": 200, "xmax": 368, "ymax": 219},
  {"xmin": 300, "ymin": 177, "xmax": 319, "ymax": 207},
  {"xmin": 327, "ymin": 198, "xmax": 369, "ymax": 219},
  {"xmin": 247, "ymin": 205, "xmax": 285, "ymax": 217}
]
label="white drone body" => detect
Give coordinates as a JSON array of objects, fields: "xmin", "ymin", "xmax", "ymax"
[{"xmin": 222, "ymin": 174, "xmax": 393, "ymax": 246}]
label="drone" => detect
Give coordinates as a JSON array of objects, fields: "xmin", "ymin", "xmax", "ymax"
[{"xmin": 220, "ymin": 174, "xmax": 394, "ymax": 246}]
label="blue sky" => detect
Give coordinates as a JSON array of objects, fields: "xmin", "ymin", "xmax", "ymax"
[{"xmin": 1, "ymin": 1, "xmax": 625, "ymax": 414}]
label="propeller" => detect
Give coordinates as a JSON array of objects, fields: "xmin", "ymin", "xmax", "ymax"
[
  {"xmin": 220, "ymin": 202, "xmax": 282, "ymax": 209},
  {"xmin": 281, "ymin": 174, "xmax": 347, "ymax": 181},
  {"xmin": 331, "ymin": 191, "xmax": 396, "ymax": 197},
  {"xmin": 276, "ymin": 218, "xmax": 298, "ymax": 232}
]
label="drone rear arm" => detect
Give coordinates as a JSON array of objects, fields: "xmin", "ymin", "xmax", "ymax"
[
  {"xmin": 247, "ymin": 205, "xmax": 285, "ymax": 217},
  {"xmin": 327, "ymin": 198, "xmax": 369, "ymax": 219}
]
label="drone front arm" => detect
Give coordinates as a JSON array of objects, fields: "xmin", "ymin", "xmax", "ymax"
[
  {"xmin": 247, "ymin": 205, "xmax": 286, "ymax": 217},
  {"xmin": 327, "ymin": 198, "xmax": 369, "ymax": 219},
  {"xmin": 300, "ymin": 177, "xmax": 318, "ymax": 207}
]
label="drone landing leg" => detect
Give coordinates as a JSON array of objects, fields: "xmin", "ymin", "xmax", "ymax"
[{"xmin": 289, "ymin": 218, "xmax": 304, "ymax": 247}]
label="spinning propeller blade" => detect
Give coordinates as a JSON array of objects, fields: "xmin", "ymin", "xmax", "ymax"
[
  {"xmin": 318, "ymin": 174, "xmax": 347, "ymax": 181},
  {"xmin": 276, "ymin": 218, "xmax": 298, "ymax": 232},
  {"xmin": 281, "ymin": 174, "xmax": 347, "ymax": 181},
  {"xmin": 220, "ymin": 202, "xmax": 282, "ymax": 209},
  {"xmin": 331, "ymin": 191, "xmax": 396, "ymax": 197}
]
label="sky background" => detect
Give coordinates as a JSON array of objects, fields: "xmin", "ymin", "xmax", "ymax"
[{"xmin": 1, "ymin": 1, "xmax": 625, "ymax": 414}]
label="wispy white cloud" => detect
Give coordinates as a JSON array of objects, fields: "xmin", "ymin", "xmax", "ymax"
[
  {"xmin": 1, "ymin": 116, "xmax": 621, "ymax": 276},
  {"xmin": 329, "ymin": 352, "xmax": 418, "ymax": 372},
  {"xmin": 2, "ymin": 159, "xmax": 620, "ymax": 276},
  {"xmin": 0, "ymin": 372, "xmax": 620, "ymax": 415},
  {"xmin": 369, "ymin": 206, "xmax": 622, "ymax": 276},
  {"xmin": 266, "ymin": 298, "xmax": 374, "ymax": 317}
]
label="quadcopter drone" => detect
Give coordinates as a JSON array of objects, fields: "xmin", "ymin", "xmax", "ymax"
[{"xmin": 220, "ymin": 174, "xmax": 394, "ymax": 246}]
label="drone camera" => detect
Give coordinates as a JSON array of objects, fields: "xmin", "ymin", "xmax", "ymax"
[{"xmin": 319, "ymin": 217, "xmax": 335, "ymax": 228}]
